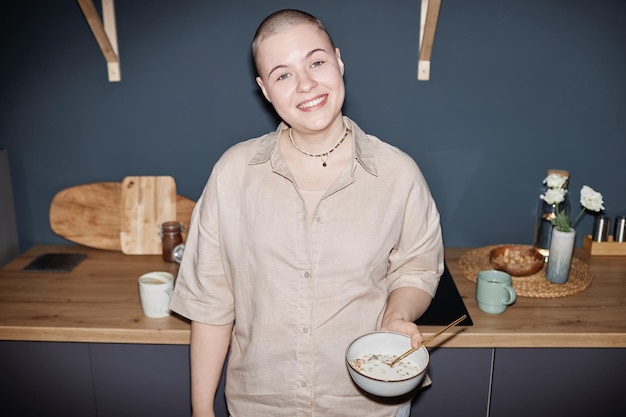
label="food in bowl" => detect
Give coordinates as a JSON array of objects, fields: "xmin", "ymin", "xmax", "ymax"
[
  {"xmin": 349, "ymin": 353, "xmax": 421, "ymax": 381},
  {"xmin": 346, "ymin": 331, "xmax": 429, "ymax": 397},
  {"xmin": 489, "ymin": 245, "xmax": 545, "ymax": 276}
]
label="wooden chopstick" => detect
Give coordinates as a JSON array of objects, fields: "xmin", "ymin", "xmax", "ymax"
[{"xmin": 388, "ymin": 314, "xmax": 467, "ymax": 367}]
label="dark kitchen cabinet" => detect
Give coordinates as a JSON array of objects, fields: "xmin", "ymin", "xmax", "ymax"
[
  {"xmin": 0, "ymin": 341, "xmax": 227, "ymax": 417},
  {"xmin": 489, "ymin": 348, "xmax": 626, "ymax": 417},
  {"xmin": 0, "ymin": 341, "xmax": 97, "ymax": 416},
  {"xmin": 0, "ymin": 341, "xmax": 489, "ymax": 417},
  {"xmin": 88, "ymin": 343, "xmax": 192, "ymax": 417},
  {"xmin": 410, "ymin": 347, "xmax": 492, "ymax": 416},
  {"xmin": 2, "ymin": 342, "xmax": 624, "ymax": 416}
]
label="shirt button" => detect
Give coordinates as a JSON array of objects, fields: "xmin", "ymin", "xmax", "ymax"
[
  {"xmin": 304, "ymin": 271, "xmax": 311, "ymax": 279},
  {"xmin": 302, "ymin": 327, "xmax": 309, "ymax": 334},
  {"xmin": 315, "ymin": 216, "xmax": 322, "ymax": 223},
  {"xmin": 300, "ymin": 381, "xmax": 307, "ymax": 388}
]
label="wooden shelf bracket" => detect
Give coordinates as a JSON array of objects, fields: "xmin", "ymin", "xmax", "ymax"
[
  {"xmin": 418, "ymin": 0, "xmax": 442, "ymax": 81},
  {"xmin": 77, "ymin": 0, "xmax": 121, "ymax": 82}
]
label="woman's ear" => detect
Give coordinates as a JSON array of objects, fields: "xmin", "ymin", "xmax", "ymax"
[
  {"xmin": 256, "ymin": 76, "xmax": 271, "ymax": 103},
  {"xmin": 335, "ymin": 48, "xmax": 344, "ymax": 76}
]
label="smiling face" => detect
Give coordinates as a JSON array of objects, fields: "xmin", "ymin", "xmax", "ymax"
[{"xmin": 255, "ymin": 22, "xmax": 345, "ymax": 136}]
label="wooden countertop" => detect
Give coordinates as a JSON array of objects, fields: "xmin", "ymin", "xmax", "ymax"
[
  {"xmin": 0, "ymin": 245, "xmax": 625, "ymax": 347},
  {"xmin": 0, "ymin": 245, "xmax": 189, "ymax": 345}
]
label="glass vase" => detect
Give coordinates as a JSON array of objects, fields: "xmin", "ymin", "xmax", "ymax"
[
  {"xmin": 533, "ymin": 170, "xmax": 570, "ymax": 257},
  {"xmin": 545, "ymin": 228, "xmax": 576, "ymax": 284},
  {"xmin": 533, "ymin": 199, "xmax": 558, "ymax": 257}
]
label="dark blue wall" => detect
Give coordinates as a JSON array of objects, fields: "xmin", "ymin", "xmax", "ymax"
[{"xmin": 1, "ymin": 0, "xmax": 625, "ymax": 251}]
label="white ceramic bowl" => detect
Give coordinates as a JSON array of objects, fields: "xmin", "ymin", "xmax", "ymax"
[{"xmin": 345, "ymin": 331, "xmax": 429, "ymax": 397}]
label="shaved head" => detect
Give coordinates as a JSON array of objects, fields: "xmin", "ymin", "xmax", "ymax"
[{"xmin": 252, "ymin": 9, "xmax": 335, "ymax": 76}]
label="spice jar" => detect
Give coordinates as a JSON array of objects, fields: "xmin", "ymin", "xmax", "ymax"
[{"xmin": 160, "ymin": 221, "xmax": 184, "ymax": 262}]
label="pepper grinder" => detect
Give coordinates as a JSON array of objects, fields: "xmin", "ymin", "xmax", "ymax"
[
  {"xmin": 592, "ymin": 215, "xmax": 610, "ymax": 242},
  {"xmin": 615, "ymin": 216, "xmax": 626, "ymax": 242}
]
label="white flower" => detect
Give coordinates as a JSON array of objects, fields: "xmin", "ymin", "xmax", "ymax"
[
  {"xmin": 579, "ymin": 185, "xmax": 605, "ymax": 212},
  {"xmin": 538, "ymin": 172, "xmax": 606, "ymax": 233},
  {"xmin": 540, "ymin": 188, "xmax": 566, "ymax": 205},
  {"xmin": 543, "ymin": 173, "xmax": 568, "ymax": 189}
]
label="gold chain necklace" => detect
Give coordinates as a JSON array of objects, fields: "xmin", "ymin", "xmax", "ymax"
[{"xmin": 288, "ymin": 126, "xmax": 350, "ymax": 167}]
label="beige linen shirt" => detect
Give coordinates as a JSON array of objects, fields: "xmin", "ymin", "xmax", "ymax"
[{"xmin": 170, "ymin": 117, "xmax": 444, "ymax": 417}]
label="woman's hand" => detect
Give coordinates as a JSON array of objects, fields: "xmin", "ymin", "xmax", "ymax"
[
  {"xmin": 380, "ymin": 317, "xmax": 424, "ymax": 349},
  {"xmin": 380, "ymin": 287, "xmax": 433, "ymax": 349}
]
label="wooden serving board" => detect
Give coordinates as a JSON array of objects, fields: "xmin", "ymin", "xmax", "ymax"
[
  {"xmin": 50, "ymin": 182, "xmax": 122, "ymax": 250},
  {"xmin": 120, "ymin": 176, "xmax": 176, "ymax": 255},
  {"xmin": 50, "ymin": 181, "xmax": 196, "ymax": 251}
]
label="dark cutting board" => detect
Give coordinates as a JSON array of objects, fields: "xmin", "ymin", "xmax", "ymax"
[{"xmin": 415, "ymin": 263, "xmax": 473, "ymax": 326}]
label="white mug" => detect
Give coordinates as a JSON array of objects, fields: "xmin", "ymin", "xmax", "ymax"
[{"xmin": 138, "ymin": 271, "xmax": 174, "ymax": 318}]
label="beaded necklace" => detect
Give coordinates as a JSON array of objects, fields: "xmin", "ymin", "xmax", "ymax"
[{"xmin": 288, "ymin": 126, "xmax": 350, "ymax": 167}]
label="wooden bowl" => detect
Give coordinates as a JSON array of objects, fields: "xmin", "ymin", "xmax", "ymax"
[{"xmin": 489, "ymin": 245, "xmax": 545, "ymax": 277}]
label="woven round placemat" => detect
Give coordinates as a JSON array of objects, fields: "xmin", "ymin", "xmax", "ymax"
[{"xmin": 458, "ymin": 245, "xmax": 593, "ymax": 298}]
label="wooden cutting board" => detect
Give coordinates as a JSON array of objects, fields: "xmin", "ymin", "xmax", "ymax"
[
  {"xmin": 120, "ymin": 176, "xmax": 177, "ymax": 255},
  {"xmin": 50, "ymin": 182, "xmax": 122, "ymax": 250},
  {"xmin": 50, "ymin": 181, "xmax": 196, "ymax": 251}
]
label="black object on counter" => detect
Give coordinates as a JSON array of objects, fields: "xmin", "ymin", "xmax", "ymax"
[
  {"xmin": 22, "ymin": 253, "xmax": 87, "ymax": 273},
  {"xmin": 415, "ymin": 263, "xmax": 473, "ymax": 327}
]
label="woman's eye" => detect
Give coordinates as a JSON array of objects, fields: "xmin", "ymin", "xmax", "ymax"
[
  {"xmin": 311, "ymin": 61, "xmax": 324, "ymax": 68},
  {"xmin": 277, "ymin": 73, "xmax": 291, "ymax": 81}
]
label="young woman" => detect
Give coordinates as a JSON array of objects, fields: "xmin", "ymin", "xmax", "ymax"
[{"xmin": 170, "ymin": 9, "xmax": 444, "ymax": 417}]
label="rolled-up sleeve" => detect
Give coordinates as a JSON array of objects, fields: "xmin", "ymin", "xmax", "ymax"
[
  {"xmin": 385, "ymin": 164, "xmax": 444, "ymax": 297},
  {"xmin": 169, "ymin": 165, "xmax": 235, "ymax": 325}
]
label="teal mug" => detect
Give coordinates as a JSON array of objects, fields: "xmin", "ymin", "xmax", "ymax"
[{"xmin": 476, "ymin": 270, "xmax": 517, "ymax": 314}]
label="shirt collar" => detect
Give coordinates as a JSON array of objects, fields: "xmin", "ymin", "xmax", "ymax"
[{"xmin": 248, "ymin": 116, "xmax": 378, "ymax": 177}]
